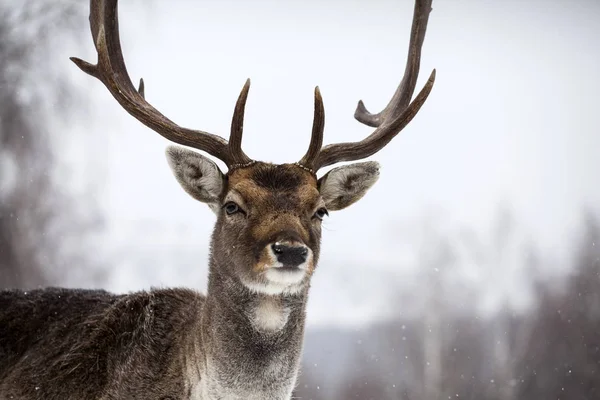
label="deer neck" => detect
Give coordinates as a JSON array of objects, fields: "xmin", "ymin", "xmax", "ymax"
[
  {"xmin": 203, "ymin": 264, "xmax": 309, "ymax": 335},
  {"xmin": 190, "ymin": 260, "xmax": 309, "ymax": 399}
]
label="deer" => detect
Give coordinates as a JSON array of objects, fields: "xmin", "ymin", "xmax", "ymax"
[{"xmin": 0, "ymin": 0, "xmax": 435, "ymax": 398}]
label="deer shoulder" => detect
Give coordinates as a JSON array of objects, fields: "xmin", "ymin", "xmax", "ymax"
[{"xmin": 0, "ymin": 287, "xmax": 204, "ymax": 399}]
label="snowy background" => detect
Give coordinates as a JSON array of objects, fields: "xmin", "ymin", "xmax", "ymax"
[{"xmin": 1, "ymin": 0, "xmax": 599, "ymax": 398}]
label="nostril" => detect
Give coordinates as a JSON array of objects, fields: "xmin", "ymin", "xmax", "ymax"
[
  {"xmin": 272, "ymin": 243, "xmax": 283, "ymax": 254},
  {"xmin": 271, "ymin": 243, "xmax": 309, "ymax": 268}
]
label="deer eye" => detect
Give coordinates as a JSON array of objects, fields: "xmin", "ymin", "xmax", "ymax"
[
  {"xmin": 223, "ymin": 202, "xmax": 240, "ymax": 215},
  {"xmin": 314, "ymin": 207, "xmax": 329, "ymax": 220}
]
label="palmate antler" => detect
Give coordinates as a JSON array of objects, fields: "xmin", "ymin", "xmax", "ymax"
[
  {"xmin": 72, "ymin": 0, "xmax": 435, "ymax": 173},
  {"xmin": 299, "ymin": 0, "xmax": 436, "ymax": 172}
]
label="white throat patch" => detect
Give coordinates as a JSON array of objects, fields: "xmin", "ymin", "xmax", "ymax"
[{"xmin": 250, "ymin": 298, "xmax": 290, "ymax": 332}]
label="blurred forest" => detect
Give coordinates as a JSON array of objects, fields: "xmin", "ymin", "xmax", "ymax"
[
  {"xmin": 295, "ymin": 214, "xmax": 600, "ymax": 399},
  {"xmin": 0, "ymin": 1, "xmax": 102, "ymax": 288},
  {"xmin": 1, "ymin": 1, "xmax": 599, "ymax": 399}
]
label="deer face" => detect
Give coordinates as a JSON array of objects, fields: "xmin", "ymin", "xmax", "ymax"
[{"xmin": 166, "ymin": 146, "xmax": 380, "ymax": 295}]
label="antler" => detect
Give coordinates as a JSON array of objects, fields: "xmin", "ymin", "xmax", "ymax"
[
  {"xmin": 70, "ymin": 0, "xmax": 252, "ymax": 168},
  {"xmin": 298, "ymin": 87, "xmax": 325, "ymax": 169},
  {"xmin": 300, "ymin": 0, "xmax": 436, "ymax": 172}
]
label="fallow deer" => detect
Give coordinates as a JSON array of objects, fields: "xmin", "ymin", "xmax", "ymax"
[{"xmin": 0, "ymin": 0, "xmax": 435, "ymax": 398}]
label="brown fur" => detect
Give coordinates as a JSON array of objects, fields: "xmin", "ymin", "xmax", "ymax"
[
  {"xmin": 0, "ymin": 159, "xmax": 378, "ymax": 399},
  {"xmin": 0, "ymin": 287, "xmax": 199, "ymax": 399}
]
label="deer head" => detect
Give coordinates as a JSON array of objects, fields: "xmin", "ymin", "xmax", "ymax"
[{"xmin": 71, "ymin": 0, "xmax": 435, "ymax": 296}]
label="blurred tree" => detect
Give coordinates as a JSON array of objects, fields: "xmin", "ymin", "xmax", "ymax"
[
  {"xmin": 294, "ymin": 210, "xmax": 600, "ymax": 399},
  {"xmin": 0, "ymin": 0, "xmax": 96, "ymax": 289},
  {"xmin": 516, "ymin": 212, "xmax": 600, "ymax": 400}
]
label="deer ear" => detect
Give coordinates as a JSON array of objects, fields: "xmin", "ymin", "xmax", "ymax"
[
  {"xmin": 166, "ymin": 146, "xmax": 225, "ymax": 212},
  {"xmin": 317, "ymin": 161, "xmax": 380, "ymax": 211}
]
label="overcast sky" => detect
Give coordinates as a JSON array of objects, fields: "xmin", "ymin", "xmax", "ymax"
[{"xmin": 53, "ymin": 0, "xmax": 600, "ymax": 327}]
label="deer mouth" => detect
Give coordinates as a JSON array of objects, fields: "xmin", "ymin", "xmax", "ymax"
[
  {"xmin": 243, "ymin": 243, "xmax": 314, "ymax": 296},
  {"xmin": 265, "ymin": 265, "xmax": 313, "ymax": 288},
  {"xmin": 264, "ymin": 265, "xmax": 307, "ymax": 286},
  {"xmin": 274, "ymin": 264, "xmax": 304, "ymax": 272}
]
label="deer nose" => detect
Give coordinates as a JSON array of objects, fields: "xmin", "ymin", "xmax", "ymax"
[{"xmin": 271, "ymin": 243, "xmax": 309, "ymax": 268}]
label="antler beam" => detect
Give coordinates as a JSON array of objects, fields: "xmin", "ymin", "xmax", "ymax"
[
  {"xmin": 70, "ymin": 0, "xmax": 252, "ymax": 167},
  {"xmin": 300, "ymin": 0, "xmax": 436, "ymax": 171}
]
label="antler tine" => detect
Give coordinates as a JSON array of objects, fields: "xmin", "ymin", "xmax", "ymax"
[
  {"xmin": 228, "ymin": 79, "xmax": 253, "ymax": 166},
  {"xmin": 310, "ymin": 0, "xmax": 436, "ymax": 171},
  {"xmin": 315, "ymin": 70, "xmax": 435, "ymax": 169},
  {"xmin": 298, "ymin": 87, "xmax": 325, "ymax": 170},
  {"xmin": 70, "ymin": 0, "xmax": 238, "ymax": 167},
  {"xmin": 355, "ymin": 0, "xmax": 433, "ymax": 128}
]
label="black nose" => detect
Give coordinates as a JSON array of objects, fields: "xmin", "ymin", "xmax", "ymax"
[{"xmin": 271, "ymin": 243, "xmax": 308, "ymax": 268}]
